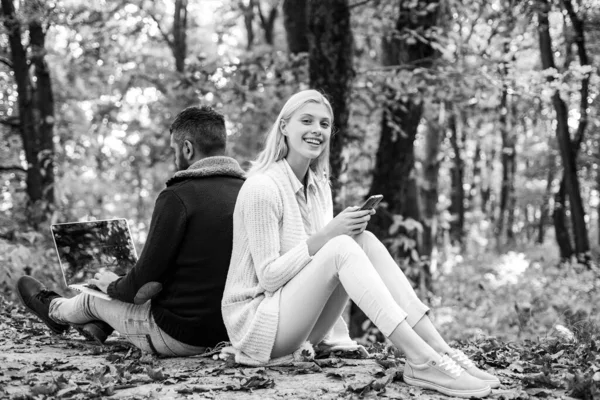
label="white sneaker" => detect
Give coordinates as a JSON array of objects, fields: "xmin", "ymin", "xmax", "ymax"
[
  {"xmin": 448, "ymin": 349, "xmax": 501, "ymax": 389},
  {"xmin": 403, "ymin": 354, "xmax": 491, "ymax": 398}
]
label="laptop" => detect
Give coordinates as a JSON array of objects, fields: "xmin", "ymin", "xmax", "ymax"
[{"xmin": 51, "ymin": 218, "xmax": 138, "ymax": 301}]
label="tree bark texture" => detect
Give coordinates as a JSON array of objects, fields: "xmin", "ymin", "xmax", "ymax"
[
  {"xmin": 538, "ymin": 0, "xmax": 590, "ymax": 260},
  {"xmin": 2, "ymin": 0, "xmax": 56, "ymax": 222},
  {"xmin": 283, "ymin": 0, "xmax": 308, "ymax": 54},
  {"xmin": 307, "ymin": 0, "xmax": 354, "ymax": 205}
]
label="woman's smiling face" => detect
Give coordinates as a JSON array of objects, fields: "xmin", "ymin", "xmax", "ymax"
[{"xmin": 282, "ymin": 102, "xmax": 332, "ymax": 165}]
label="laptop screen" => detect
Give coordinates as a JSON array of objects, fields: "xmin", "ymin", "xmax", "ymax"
[{"xmin": 51, "ymin": 219, "xmax": 138, "ymax": 285}]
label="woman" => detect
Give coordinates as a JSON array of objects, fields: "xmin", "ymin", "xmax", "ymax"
[{"xmin": 222, "ymin": 90, "xmax": 499, "ymax": 398}]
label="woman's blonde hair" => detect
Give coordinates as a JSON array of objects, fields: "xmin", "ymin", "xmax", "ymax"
[{"xmin": 248, "ymin": 89, "xmax": 333, "ymax": 179}]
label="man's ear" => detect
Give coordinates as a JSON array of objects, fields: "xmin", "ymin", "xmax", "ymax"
[{"xmin": 183, "ymin": 140, "xmax": 194, "ymax": 160}]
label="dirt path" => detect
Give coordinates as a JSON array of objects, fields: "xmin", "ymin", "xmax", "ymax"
[{"xmin": 0, "ymin": 302, "xmax": 573, "ymax": 399}]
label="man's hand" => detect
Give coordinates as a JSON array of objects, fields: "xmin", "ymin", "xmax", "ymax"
[{"xmin": 89, "ymin": 271, "xmax": 120, "ymax": 293}]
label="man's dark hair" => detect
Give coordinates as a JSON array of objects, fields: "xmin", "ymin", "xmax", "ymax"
[{"xmin": 170, "ymin": 106, "xmax": 227, "ymax": 156}]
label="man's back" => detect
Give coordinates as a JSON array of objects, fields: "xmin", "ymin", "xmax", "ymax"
[
  {"xmin": 107, "ymin": 157, "xmax": 246, "ymax": 347},
  {"xmin": 153, "ymin": 174, "xmax": 244, "ymax": 345}
]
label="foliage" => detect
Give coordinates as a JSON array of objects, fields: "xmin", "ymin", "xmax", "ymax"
[{"xmin": 1, "ymin": 0, "xmax": 600, "ymax": 345}]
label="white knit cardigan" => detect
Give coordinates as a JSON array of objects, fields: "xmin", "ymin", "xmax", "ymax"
[{"xmin": 221, "ymin": 160, "xmax": 356, "ymax": 364}]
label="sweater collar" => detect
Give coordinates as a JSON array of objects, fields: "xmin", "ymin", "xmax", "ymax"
[
  {"xmin": 166, "ymin": 156, "xmax": 246, "ymax": 186},
  {"xmin": 280, "ymin": 159, "xmax": 317, "ymax": 195}
]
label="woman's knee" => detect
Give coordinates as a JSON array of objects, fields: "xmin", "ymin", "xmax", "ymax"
[
  {"xmin": 320, "ymin": 234, "xmax": 366, "ymax": 266},
  {"xmin": 354, "ymin": 230, "xmax": 377, "ymax": 244},
  {"xmin": 324, "ymin": 234, "xmax": 361, "ymax": 254},
  {"xmin": 354, "ymin": 230, "xmax": 385, "ymax": 251}
]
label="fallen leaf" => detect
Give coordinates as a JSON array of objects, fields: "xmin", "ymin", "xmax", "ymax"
[
  {"xmin": 146, "ymin": 365, "xmax": 168, "ymax": 381},
  {"xmin": 30, "ymin": 383, "xmax": 58, "ymax": 396}
]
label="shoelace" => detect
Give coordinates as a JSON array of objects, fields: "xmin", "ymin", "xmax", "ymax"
[
  {"xmin": 438, "ymin": 354, "xmax": 464, "ymax": 377},
  {"xmin": 451, "ymin": 350, "xmax": 476, "ymax": 369},
  {"xmin": 35, "ymin": 289, "xmax": 59, "ymax": 305}
]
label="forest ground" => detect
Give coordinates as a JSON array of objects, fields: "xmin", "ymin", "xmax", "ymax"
[{"xmin": 1, "ymin": 243, "xmax": 600, "ymax": 399}]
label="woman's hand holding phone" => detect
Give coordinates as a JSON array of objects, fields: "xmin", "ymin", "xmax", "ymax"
[
  {"xmin": 307, "ymin": 196, "xmax": 382, "ymax": 256},
  {"xmin": 324, "ymin": 206, "xmax": 374, "ymax": 238},
  {"xmin": 307, "ymin": 207, "xmax": 374, "ymax": 256}
]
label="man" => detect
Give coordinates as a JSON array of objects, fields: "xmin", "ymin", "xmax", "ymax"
[{"xmin": 16, "ymin": 106, "xmax": 245, "ymax": 355}]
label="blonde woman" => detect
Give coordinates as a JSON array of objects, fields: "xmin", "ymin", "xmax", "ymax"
[{"xmin": 222, "ymin": 90, "xmax": 499, "ymax": 398}]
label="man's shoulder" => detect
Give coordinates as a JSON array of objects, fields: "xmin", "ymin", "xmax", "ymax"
[{"xmin": 168, "ymin": 174, "xmax": 244, "ymax": 191}]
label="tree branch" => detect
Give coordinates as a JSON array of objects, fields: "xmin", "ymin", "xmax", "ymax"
[
  {"xmin": 0, "ymin": 165, "xmax": 26, "ymax": 173},
  {"xmin": 0, "ymin": 117, "xmax": 19, "ymax": 128},
  {"xmin": 0, "ymin": 55, "xmax": 12, "ymax": 68},
  {"xmin": 349, "ymin": 0, "xmax": 376, "ymax": 9},
  {"xmin": 147, "ymin": 11, "xmax": 174, "ymax": 49}
]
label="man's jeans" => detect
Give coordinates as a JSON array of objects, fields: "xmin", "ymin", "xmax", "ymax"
[{"xmin": 49, "ymin": 294, "xmax": 206, "ymax": 357}]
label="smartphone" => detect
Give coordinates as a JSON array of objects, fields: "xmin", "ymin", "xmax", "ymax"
[{"xmin": 359, "ymin": 195, "xmax": 384, "ymax": 211}]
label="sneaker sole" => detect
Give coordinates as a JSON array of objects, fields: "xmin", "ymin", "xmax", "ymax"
[
  {"xmin": 483, "ymin": 379, "xmax": 501, "ymax": 389},
  {"xmin": 403, "ymin": 375, "xmax": 492, "ymax": 398},
  {"xmin": 16, "ymin": 288, "xmax": 68, "ymax": 335}
]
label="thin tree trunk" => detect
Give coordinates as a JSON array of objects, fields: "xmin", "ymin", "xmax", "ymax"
[
  {"xmin": 2, "ymin": 0, "xmax": 55, "ymax": 223},
  {"xmin": 173, "ymin": 0, "xmax": 188, "ymax": 73},
  {"xmin": 448, "ymin": 111, "xmax": 464, "ymax": 244},
  {"xmin": 469, "ymin": 135, "xmax": 481, "ymax": 210},
  {"xmin": 283, "ymin": 0, "xmax": 308, "ymax": 53},
  {"xmin": 537, "ymin": 154, "xmax": 555, "ymax": 244},
  {"xmin": 256, "ymin": 1, "xmax": 279, "ymax": 46},
  {"xmin": 307, "ymin": 0, "xmax": 353, "ymax": 206},
  {"xmin": 240, "ymin": 1, "xmax": 255, "ymax": 50},
  {"xmin": 538, "ymin": 0, "xmax": 590, "ymax": 261},
  {"xmin": 481, "ymin": 146, "xmax": 494, "ymax": 216},
  {"xmin": 421, "ymin": 110, "xmax": 444, "ymax": 295}
]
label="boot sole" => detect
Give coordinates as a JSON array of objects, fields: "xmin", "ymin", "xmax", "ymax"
[
  {"xmin": 16, "ymin": 287, "xmax": 68, "ymax": 335},
  {"xmin": 403, "ymin": 375, "xmax": 492, "ymax": 398}
]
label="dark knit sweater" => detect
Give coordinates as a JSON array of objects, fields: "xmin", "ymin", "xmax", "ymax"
[{"xmin": 107, "ymin": 156, "xmax": 245, "ymax": 346}]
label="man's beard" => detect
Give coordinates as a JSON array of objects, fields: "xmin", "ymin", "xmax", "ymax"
[{"xmin": 176, "ymin": 157, "xmax": 190, "ymax": 171}]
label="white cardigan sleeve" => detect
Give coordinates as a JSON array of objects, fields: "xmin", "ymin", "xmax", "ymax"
[{"xmin": 240, "ymin": 177, "xmax": 312, "ymax": 293}]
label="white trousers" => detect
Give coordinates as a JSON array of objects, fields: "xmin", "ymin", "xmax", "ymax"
[{"xmin": 272, "ymin": 231, "xmax": 430, "ymax": 358}]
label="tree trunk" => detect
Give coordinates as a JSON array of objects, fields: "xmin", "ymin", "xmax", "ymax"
[
  {"xmin": 448, "ymin": 111, "xmax": 464, "ymax": 244},
  {"xmin": 240, "ymin": 1, "xmax": 255, "ymax": 50},
  {"xmin": 307, "ymin": 0, "xmax": 353, "ymax": 205},
  {"xmin": 368, "ymin": 0, "xmax": 439, "ymax": 240},
  {"xmin": 283, "ymin": 0, "xmax": 308, "ymax": 53},
  {"xmin": 553, "ymin": 180, "xmax": 574, "ymax": 259},
  {"xmin": 2, "ymin": 0, "xmax": 55, "ymax": 223},
  {"xmin": 497, "ymin": 42, "xmax": 517, "ymax": 244},
  {"xmin": 537, "ymin": 154, "xmax": 555, "ymax": 244},
  {"xmin": 257, "ymin": 1, "xmax": 279, "ymax": 46},
  {"xmin": 420, "ymin": 110, "xmax": 444, "ymax": 295},
  {"xmin": 538, "ymin": 0, "xmax": 590, "ymax": 261},
  {"xmin": 469, "ymin": 136, "xmax": 481, "ymax": 210},
  {"xmin": 173, "ymin": 0, "xmax": 188, "ymax": 73}
]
